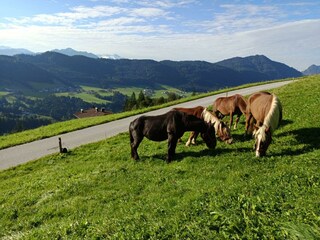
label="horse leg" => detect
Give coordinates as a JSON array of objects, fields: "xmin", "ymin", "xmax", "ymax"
[
  {"xmin": 229, "ymin": 112, "xmax": 234, "ymax": 129},
  {"xmin": 186, "ymin": 131, "xmax": 197, "ymax": 146},
  {"xmin": 167, "ymin": 133, "xmax": 178, "ymax": 163},
  {"xmin": 234, "ymin": 114, "xmax": 241, "ymax": 129},
  {"xmin": 130, "ymin": 130, "xmax": 143, "ymax": 160},
  {"xmin": 185, "ymin": 132, "xmax": 193, "ymax": 146},
  {"xmin": 192, "ymin": 132, "xmax": 199, "ymax": 145},
  {"xmin": 245, "ymin": 113, "xmax": 254, "ymax": 135}
]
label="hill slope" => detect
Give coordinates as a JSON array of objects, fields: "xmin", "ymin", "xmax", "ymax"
[
  {"xmin": 0, "ymin": 75, "xmax": 319, "ymax": 239},
  {"xmin": 215, "ymin": 55, "xmax": 302, "ymax": 80},
  {"xmin": 0, "ymin": 53, "xmax": 302, "ymax": 93},
  {"xmin": 302, "ymin": 64, "xmax": 320, "ymax": 75},
  {"xmin": 0, "ymin": 55, "xmax": 72, "ymax": 92}
]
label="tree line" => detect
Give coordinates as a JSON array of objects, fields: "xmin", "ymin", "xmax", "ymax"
[{"xmin": 124, "ymin": 90, "xmax": 181, "ymax": 111}]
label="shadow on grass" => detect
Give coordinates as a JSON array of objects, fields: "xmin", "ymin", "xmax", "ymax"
[
  {"xmin": 229, "ymin": 133, "xmax": 252, "ymax": 143},
  {"xmin": 274, "ymin": 127, "xmax": 320, "ymax": 157},
  {"xmin": 142, "ymin": 149, "xmax": 216, "ymax": 162},
  {"xmin": 143, "ymin": 146, "xmax": 252, "ymax": 163},
  {"xmin": 279, "ymin": 119, "xmax": 294, "ymax": 128},
  {"xmin": 138, "ymin": 126, "xmax": 319, "ymax": 161}
]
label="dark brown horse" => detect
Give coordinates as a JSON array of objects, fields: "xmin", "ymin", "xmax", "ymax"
[
  {"xmin": 212, "ymin": 94, "xmax": 247, "ymax": 129},
  {"xmin": 245, "ymin": 92, "xmax": 282, "ymax": 157},
  {"xmin": 173, "ymin": 106, "xmax": 233, "ymax": 145},
  {"xmin": 129, "ymin": 110, "xmax": 216, "ymax": 162}
]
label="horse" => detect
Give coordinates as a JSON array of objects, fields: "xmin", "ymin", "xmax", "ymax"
[
  {"xmin": 212, "ymin": 94, "xmax": 247, "ymax": 129},
  {"xmin": 245, "ymin": 92, "xmax": 282, "ymax": 157},
  {"xmin": 173, "ymin": 106, "xmax": 233, "ymax": 145},
  {"xmin": 129, "ymin": 110, "xmax": 217, "ymax": 163}
]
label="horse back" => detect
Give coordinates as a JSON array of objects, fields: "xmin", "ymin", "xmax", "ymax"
[
  {"xmin": 213, "ymin": 96, "xmax": 233, "ymax": 114},
  {"xmin": 130, "ymin": 111, "xmax": 188, "ymax": 141},
  {"xmin": 173, "ymin": 106, "xmax": 204, "ymax": 119},
  {"xmin": 247, "ymin": 93, "xmax": 273, "ymax": 123}
]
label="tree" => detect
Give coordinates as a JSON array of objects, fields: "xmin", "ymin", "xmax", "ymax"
[{"xmin": 124, "ymin": 92, "xmax": 137, "ymax": 111}]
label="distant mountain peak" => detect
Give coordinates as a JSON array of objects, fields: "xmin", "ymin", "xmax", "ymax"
[
  {"xmin": 302, "ymin": 64, "xmax": 320, "ymax": 75},
  {"xmin": 51, "ymin": 48, "xmax": 99, "ymax": 59},
  {"xmin": 215, "ymin": 54, "xmax": 302, "ymax": 79},
  {"xmin": 0, "ymin": 46, "xmax": 34, "ymax": 56}
]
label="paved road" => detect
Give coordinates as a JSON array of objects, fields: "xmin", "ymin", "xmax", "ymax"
[{"xmin": 0, "ymin": 81, "xmax": 293, "ymax": 170}]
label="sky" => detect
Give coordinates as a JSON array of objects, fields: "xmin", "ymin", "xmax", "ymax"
[{"xmin": 0, "ymin": 0, "xmax": 319, "ymax": 71}]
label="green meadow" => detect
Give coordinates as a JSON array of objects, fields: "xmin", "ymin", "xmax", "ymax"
[
  {"xmin": 0, "ymin": 91, "xmax": 10, "ymax": 97},
  {"xmin": 55, "ymin": 85, "xmax": 189, "ymax": 105},
  {"xmin": 0, "ymin": 75, "xmax": 319, "ymax": 239}
]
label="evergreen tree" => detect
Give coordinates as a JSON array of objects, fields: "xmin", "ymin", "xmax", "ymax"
[
  {"xmin": 138, "ymin": 90, "xmax": 147, "ymax": 108},
  {"xmin": 125, "ymin": 92, "xmax": 137, "ymax": 110}
]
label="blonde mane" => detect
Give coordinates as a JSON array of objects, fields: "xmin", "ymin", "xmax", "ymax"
[
  {"xmin": 253, "ymin": 94, "xmax": 282, "ymax": 140},
  {"xmin": 201, "ymin": 108, "xmax": 220, "ymax": 133}
]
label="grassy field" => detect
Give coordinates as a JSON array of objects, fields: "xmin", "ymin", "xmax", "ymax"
[
  {"xmin": 0, "ymin": 91, "xmax": 10, "ymax": 97},
  {"xmin": 0, "ymin": 75, "xmax": 319, "ymax": 239},
  {"xmin": 56, "ymin": 92, "xmax": 109, "ymax": 104},
  {"xmin": 55, "ymin": 85, "xmax": 189, "ymax": 105}
]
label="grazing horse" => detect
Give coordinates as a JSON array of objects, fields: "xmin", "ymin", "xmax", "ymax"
[
  {"xmin": 173, "ymin": 106, "xmax": 233, "ymax": 145},
  {"xmin": 245, "ymin": 92, "xmax": 282, "ymax": 157},
  {"xmin": 129, "ymin": 110, "xmax": 216, "ymax": 163},
  {"xmin": 212, "ymin": 94, "xmax": 247, "ymax": 129}
]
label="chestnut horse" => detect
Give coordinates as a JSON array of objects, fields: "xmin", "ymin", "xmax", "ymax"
[
  {"xmin": 245, "ymin": 92, "xmax": 282, "ymax": 157},
  {"xmin": 129, "ymin": 110, "xmax": 216, "ymax": 163},
  {"xmin": 212, "ymin": 94, "xmax": 247, "ymax": 129},
  {"xmin": 173, "ymin": 106, "xmax": 233, "ymax": 145}
]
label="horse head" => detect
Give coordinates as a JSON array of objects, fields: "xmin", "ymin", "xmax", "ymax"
[
  {"xmin": 202, "ymin": 108, "xmax": 233, "ymax": 144},
  {"xmin": 217, "ymin": 121, "xmax": 233, "ymax": 144},
  {"xmin": 200, "ymin": 123, "xmax": 217, "ymax": 149},
  {"xmin": 253, "ymin": 125, "xmax": 272, "ymax": 157}
]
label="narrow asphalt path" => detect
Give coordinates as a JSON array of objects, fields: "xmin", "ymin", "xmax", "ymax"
[{"xmin": 0, "ymin": 81, "xmax": 293, "ymax": 170}]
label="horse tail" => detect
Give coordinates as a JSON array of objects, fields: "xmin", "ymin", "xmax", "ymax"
[
  {"xmin": 129, "ymin": 122, "xmax": 134, "ymax": 144},
  {"xmin": 264, "ymin": 94, "xmax": 282, "ymax": 133},
  {"xmin": 273, "ymin": 94, "xmax": 283, "ymax": 125},
  {"xmin": 278, "ymin": 96, "xmax": 283, "ymax": 123}
]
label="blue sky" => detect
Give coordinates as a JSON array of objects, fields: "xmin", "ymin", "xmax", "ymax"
[{"xmin": 0, "ymin": 0, "xmax": 319, "ymax": 70}]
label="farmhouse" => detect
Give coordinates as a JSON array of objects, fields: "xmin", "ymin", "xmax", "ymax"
[{"xmin": 74, "ymin": 107, "xmax": 112, "ymax": 119}]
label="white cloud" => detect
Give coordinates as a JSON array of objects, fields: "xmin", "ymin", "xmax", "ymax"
[
  {"xmin": 4, "ymin": 5, "xmax": 125, "ymax": 27},
  {"xmin": 138, "ymin": 0, "xmax": 198, "ymax": 8},
  {"xmin": 95, "ymin": 17, "xmax": 144, "ymax": 26},
  {"xmin": 129, "ymin": 7, "xmax": 168, "ymax": 18}
]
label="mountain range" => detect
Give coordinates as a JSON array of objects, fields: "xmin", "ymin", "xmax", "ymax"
[
  {"xmin": 0, "ymin": 46, "xmax": 121, "ymax": 60},
  {"xmin": 0, "ymin": 51, "xmax": 302, "ymax": 94}
]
